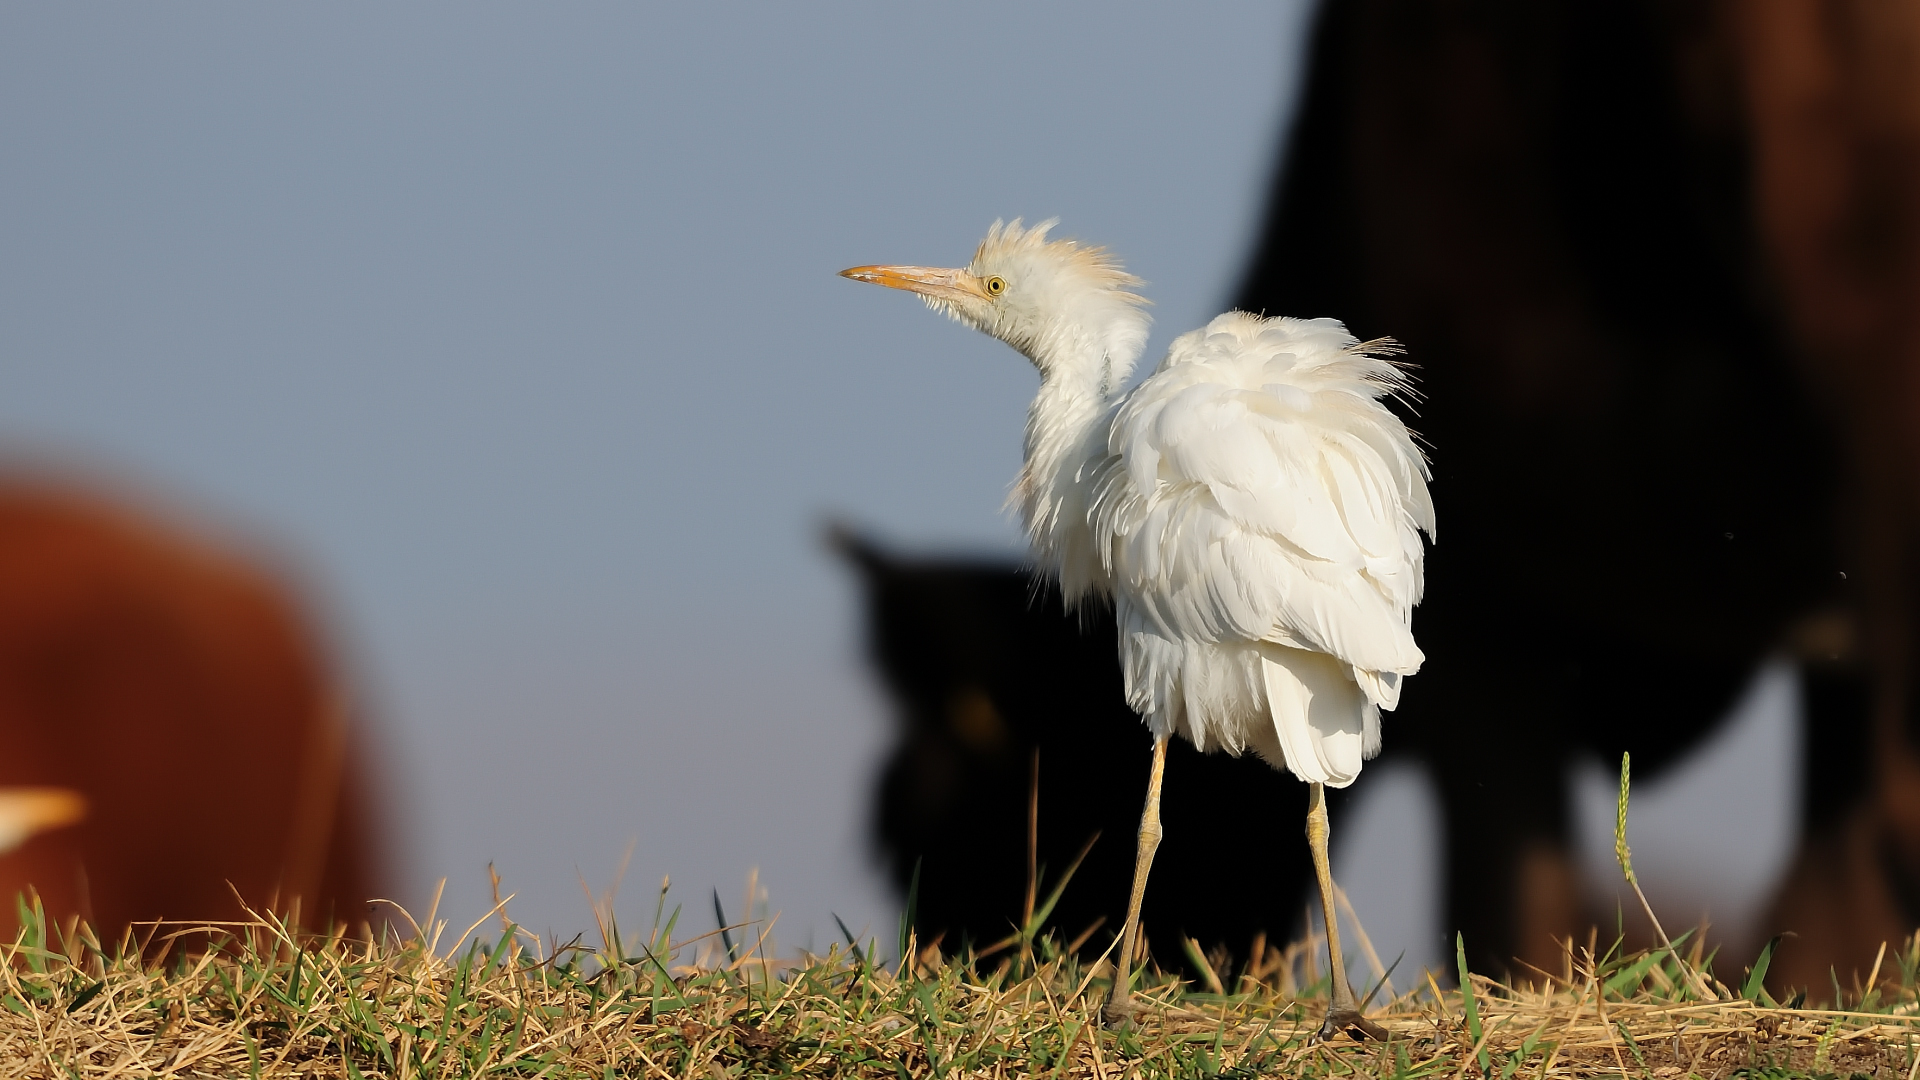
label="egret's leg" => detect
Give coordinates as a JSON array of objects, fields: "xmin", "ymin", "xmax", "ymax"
[
  {"xmin": 1103, "ymin": 732, "xmax": 1169, "ymax": 1029},
  {"xmin": 1308, "ymin": 782, "xmax": 1387, "ymax": 1041}
]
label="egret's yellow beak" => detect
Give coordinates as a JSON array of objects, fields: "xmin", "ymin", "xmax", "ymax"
[{"xmin": 839, "ymin": 264, "xmax": 991, "ymax": 302}]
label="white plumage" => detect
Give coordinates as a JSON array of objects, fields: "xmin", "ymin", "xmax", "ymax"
[
  {"xmin": 1095, "ymin": 312, "xmax": 1432, "ymax": 784},
  {"xmin": 842, "ymin": 218, "xmax": 1433, "ymax": 1036}
]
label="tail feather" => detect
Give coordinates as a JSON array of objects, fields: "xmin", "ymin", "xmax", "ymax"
[
  {"xmin": 1351, "ymin": 666, "xmax": 1403, "ymax": 710},
  {"xmin": 1260, "ymin": 646, "xmax": 1375, "ymax": 788}
]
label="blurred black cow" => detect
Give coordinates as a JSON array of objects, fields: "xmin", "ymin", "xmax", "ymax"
[
  {"xmin": 1232, "ymin": 0, "xmax": 1851, "ymax": 979},
  {"xmin": 839, "ymin": 531, "xmax": 1321, "ymax": 971}
]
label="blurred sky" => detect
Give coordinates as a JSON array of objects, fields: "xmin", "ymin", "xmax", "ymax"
[
  {"xmin": 0, "ymin": 2, "xmax": 1321, "ymax": 950},
  {"xmin": 0, "ymin": 3, "xmax": 1806, "ymax": 974}
]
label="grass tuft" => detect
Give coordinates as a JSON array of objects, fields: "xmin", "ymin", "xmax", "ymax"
[{"xmin": 7, "ymin": 883, "xmax": 1920, "ymax": 1078}]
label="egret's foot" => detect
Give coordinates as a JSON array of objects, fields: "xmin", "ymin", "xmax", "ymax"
[
  {"xmin": 1316, "ymin": 1005, "xmax": 1387, "ymax": 1042},
  {"xmin": 1102, "ymin": 996, "xmax": 1135, "ymax": 1031}
]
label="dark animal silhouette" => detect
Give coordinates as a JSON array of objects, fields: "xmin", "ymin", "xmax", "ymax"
[
  {"xmin": 1242, "ymin": 0, "xmax": 1920, "ymax": 994},
  {"xmin": 857, "ymin": 0, "xmax": 1920, "ymax": 994},
  {"xmin": 1235, "ymin": 0, "xmax": 1851, "ymax": 979},
  {"xmin": 840, "ymin": 531, "xmax": 1324, "ymax": 971},
  {"xmin": 0, "ymin": 478, "xmax": 386, "ymax": 944},
  {"xmin": 1721, "ymin": 0, "xmax": 1920, "ymax": 993}
]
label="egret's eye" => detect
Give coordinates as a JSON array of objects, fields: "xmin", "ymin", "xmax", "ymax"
[{"xmin": 984, "ymin": 276, "xmax": 1007, "ymax": 297}]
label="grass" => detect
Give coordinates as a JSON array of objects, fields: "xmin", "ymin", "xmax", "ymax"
[
  {"xmin": 10, "ymin": 873, "xmax": 1920, "ymax": 1080},
  {"xmin": 9, "ymin": 756, "xmax": 1917, "ymax": 1078}
]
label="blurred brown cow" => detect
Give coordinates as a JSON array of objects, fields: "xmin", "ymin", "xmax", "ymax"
[
  {"xmin": 1730, "ymin": 1, "xmax": 1920, "ymax": 994},
  {"xmin": 0, "ymin": 477, "xmax": 384, "ymax": 944}
]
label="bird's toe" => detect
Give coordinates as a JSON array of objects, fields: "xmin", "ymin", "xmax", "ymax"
[{"xmin": 1317, "ymin": 1007, "xmax": 1388, "ymax": 1043}]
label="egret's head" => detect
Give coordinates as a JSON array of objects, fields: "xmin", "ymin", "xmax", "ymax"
[{"xmin": 841, "ymin": 219, "xmax": 1151, "ymax": 380}]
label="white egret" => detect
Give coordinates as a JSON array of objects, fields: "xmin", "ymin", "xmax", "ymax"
[{"xmin": 842, "ymin": 220, "xmax": 1433, "ymax": 1038}]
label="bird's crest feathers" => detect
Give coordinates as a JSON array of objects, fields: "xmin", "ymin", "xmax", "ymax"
[{"xmin": 972, "ymin": 218, "xmax": 1150, "ymax": 311}]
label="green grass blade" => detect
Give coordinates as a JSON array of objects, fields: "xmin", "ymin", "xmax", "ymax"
[
  {"xmin": 1737, "ymin": 931, "xmax": 1781, "ymax": 1005},
  {"xmin": 1360, "ymin": 950, "xmax": 1405, "ymax": 1009},
  {"xmin": 1026, "ymin": 831, "xmax": 1099, "ymax": 935},
  {"xmin": 1603, "ymin": 949, "xmax": 1669, "ymax": 998},
  {"xmin": 1456, "ymin": 932, "xmax": 1488, "ymax": 1073},
  {"xmin": 1616, "ymin": 1020, "xmax": 1651, "ymax": 1079},
  {"xmin": 898, "ymin": 857, "xmax": 921, "ymax": 964},
  {"xmin": 833, "ymin": 913, "xmax": 866, "ymax": 967},
  {"xmin": 713, "ymin": 889, "xmax": 736, "ymax": 961}
]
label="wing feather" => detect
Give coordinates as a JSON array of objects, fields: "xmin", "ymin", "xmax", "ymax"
[{"xmin": 1094, "ymin": 313, "xmax": 1434, "ymax": 742}]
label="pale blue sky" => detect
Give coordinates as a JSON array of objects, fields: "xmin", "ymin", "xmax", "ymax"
[{"xmin": 0, "ymin": 3, "xmax": 1319, "ymax": 948}]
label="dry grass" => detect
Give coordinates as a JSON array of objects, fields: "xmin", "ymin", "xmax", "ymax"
[
  {"xmin": 6, "ymin": 872, "xmax": 1920, "ymax": 1080},
  {"xmin": 2, "ymin": 756, "xmax": 1907, "ymax": 1077}
]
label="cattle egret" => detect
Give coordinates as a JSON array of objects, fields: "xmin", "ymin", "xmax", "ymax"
[{"xmin": 842, "ymin": 220, "xmax": 1433, "ymax": 1037}]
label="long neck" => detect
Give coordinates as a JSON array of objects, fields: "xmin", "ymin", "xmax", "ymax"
[{"xmin": 1015, "ymin": 348, "xmax": 1121, "ymax": 599}]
